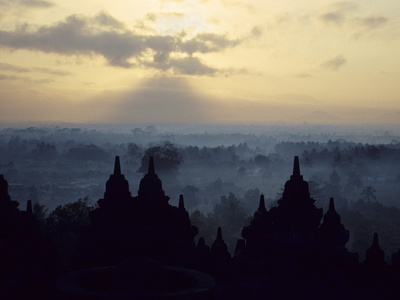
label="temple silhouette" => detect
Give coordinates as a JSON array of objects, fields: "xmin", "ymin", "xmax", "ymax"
[
  {"xmin": 0, "ymin": 175, "xmax": 57, "ymax": 299},
  {"xmin": 2, "ymin": 156, "xmax": 400, "ymax": 299},
  {"xmin": 74, "ymin": 156, "xmax": 198, "ymax": 268}
]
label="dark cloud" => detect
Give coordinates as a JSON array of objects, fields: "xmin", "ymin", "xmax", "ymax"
[
  {"xmin": 319, "ymin": 2, "xmax": 389, "ymax": 39},
  {"xmin": 94, "ymin": 11, "xmax": 126, "ymax": 29},
  {"xmin": 357, "ymin": 16, "xmax": 387, "ymax": 30},
  {"xmin": 320, "ymin": 11, "xmax": 346, "ymax": 25},
  {"xmin": 145, "ymin": 55, "xmax": 218, "ymax": 76},
  {"xmin": 17, "ymin": 0, "xmax": 53, "ymax": 7},
  {"xmin": 33, "ymin": 67, "xmax": 72, "ymax": 76},
  {"xmin": 251, "ymin": 26, "xmax": 263, "ymax": 38},
  {"xmin": 0, "ymin": 0, "xmax": 54, "ymax": 8},
  {"xmin": 0, "ymin": 62, "xmax": 71, "ymax": 76},
  {"xmin": 0, "ymin": 12, "xmax": 241, "ymax": 75},
  {"xmin": 0, "ymin": 62, "xmax": 30, "ymax": 73},
  {"xmin": 179, "ymin": 33, "xmax": 239, "ymax": 55},
  {"xmin": 321, "ymin": 55, "xmax": 346, "ymax": 71},
  {"xmin": 170, "ymin": 56, "xmax": 217, "ymax": 76},
  {"xmin": 0, "ymin": 74, "xmax": 19, "ymax": 80},
  {"xmin": 319, "ymin": 2, "xmax": 358, "ymax": 25},
  {"xmin": 350, "ymin": 15, "xmax": 389, "ymax": 40}
]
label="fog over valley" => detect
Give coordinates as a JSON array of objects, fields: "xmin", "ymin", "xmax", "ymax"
[{"xmin": 1, "ymin": 123, "xmax": 400, "ymax": 260}]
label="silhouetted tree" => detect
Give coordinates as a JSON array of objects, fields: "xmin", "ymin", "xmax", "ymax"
[
  {"xmin": 27, "ymin": 185, "xmax": 40, "ymax": 203},
  {"xmin": 32, "ymin": 201, "xmax": 48, "ymax": 231},
  {"xmin": 332, "ymin": 147, "xmax": 342, "ymax": 167},
  {"xmin": 361, "ymin": 185, "xmax": 377, "ymax": 202},
  {"xmin": 254, "ymin": 154, "xmax": 270, "ymax": 167},
  {"xmin": 44, "ymin": 197, "xmax": 93, "ymax": 265},
  {"xmin": 212, "ymin": 192, "xmax": 247, "ymax": 252},
  {"xmin": 345, "ymin": 171, "xmax": 362, "ymax": 203},
  {"xmin": 237, "ymin": 166, "xmax": 246, "ymax": 177},
  {"xmin": 301, "ymin": 150, "xmax": 312, "ymax": 167},
  {"xmin": 127, "ymin": 143, "xmax": 143, "ymax": 160},
  {"xmin": 190, "ymin": 210, "xmax": 216, "ymax": 246},
  {"xmin": 138, "ymin": 141, "xmax": 183, "ymax": 174},
  {"xmin": 329, "ymin": 170, "xmax": 341, "ymax": 186},
  {"xmin": 31, "ymin": 142, "xmax": 57, "ymax": 159},
  {"xmin": 33, "ymin": 202, "xmax": 48, "ymax": 221},
  {"xmin": 366, "ymin": 145, "xmax": 380, "ymax": 160}
]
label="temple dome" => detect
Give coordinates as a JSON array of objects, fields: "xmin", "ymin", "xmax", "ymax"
[
  {"xmin": 138, "ymin": 156, "xmax": 167, "ymax": 200},
  {"xmin": 104, "ymin": 156, "xmax": 131, "ymax": 202}
]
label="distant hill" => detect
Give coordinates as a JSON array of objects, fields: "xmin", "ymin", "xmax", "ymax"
[
  {"xmin": 300, "ymin": 111, "xmax": 340, "ymax": 123},
  {"xmin": 382, "ymin": 111, "xmax": 400, "ymax": 123}
]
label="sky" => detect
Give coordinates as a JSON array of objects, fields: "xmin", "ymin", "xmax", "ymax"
[{"xmin": 0, "ymin": 0, "xmax": 399, "ymax": 125}]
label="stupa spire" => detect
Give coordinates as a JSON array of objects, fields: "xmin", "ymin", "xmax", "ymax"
[
  {"xmin": 137, "ymin": 156, "xmax": 167, "ymax": 201},
  {"xmin": 211, "ymin": 227, "xmax": 231, "ymax": 259},
  {"xmin": 148, "ymin": 156, "xmax": 155, "ymax": 175},
  {"xmin": 26, "ymin": 200, "xmax": 33, "ymax": 215},
  {"xmin": 0, "ymin": 174, "xmax": 11, "ymax": 202},
  {"xmin": 217, "ymin": 227, "xmax": 223, "ymax": 242},
  {"xmin": 258, "ymin": 195, "xmax": 266, "ymax": 211},
  {"xmin": 329, "ymin": 197, "xmax": 335, "ymax": 212},
  {"xmin": 373, "ymin": 232, "xmax": 379, "ymax": 247},
  {"xmin": 364, "ymin": 232, "xmax": 386, "ymax": 268},
  {"xmin": 103, "ymin": 156, "xmax": 131, "ymax": 202},
  {"xmin": 114, "ymin": 156, "xmax": 121, "ymax": 175},
  {"xmin": 290, "ymin": 156, "xmax": 302, "ymax": 180},
  {"xmin": 179, "ymin": 194, "xmax": 185, "ymax": 210}
]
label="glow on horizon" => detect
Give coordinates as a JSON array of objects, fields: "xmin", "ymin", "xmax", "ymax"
[{"xmin": 0, "ymin": 0, "xmax": 399, "ymax": 125}]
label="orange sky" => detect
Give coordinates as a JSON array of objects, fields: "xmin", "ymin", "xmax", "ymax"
[{"xmin": 0, "ymin": 0, "xmax": 399, "ymax": 124}]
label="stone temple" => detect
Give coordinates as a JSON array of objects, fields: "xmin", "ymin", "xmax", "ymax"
[
  {"xmin": 240, "ymin": 156, "xmax": 358, "ymax": 274},
  {"xmin": 2, "ymin": 154, "xmax": 400, "ymax": 299},
  {"xmin": 74, "ymin": 156, "xmax": 198, "ymax": 268}
]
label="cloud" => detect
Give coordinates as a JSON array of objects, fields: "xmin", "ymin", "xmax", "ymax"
[
  {"xmin": 0, "ymin": 62, "xmax": 71, "ymax": 76},
  {"xmin": 0, "ymin": 62, "xmax": 30, "ymax": 73},
  {"xmin": 319, "ymin": 2, "xmax": 358, "ymax": 25},
  {"xmin": 146, "ymin": 11, "xmax": 187, "ymax": 22},
  {"xmin": 0, "ymin": 74, "xmax": 20, "ymax": 80},
  {"xmin": 0, "ymin": 0, "xmax": 54, "ymax": 8},
  {"xmin": 16, "ymin": 0, "xmax": 53, "ymax": 7},
  {"xmin": 33, "ymin": 67, "xmax": 72, "ymax": 76},
  {"xmin": 293, "ymin": 72, "xmax": 313, "ymax": 78},
  {"xmin": 0, "ymin": 72, "xmax": 56, "ymax": 84},
  {"xmin": 356, "ymin": 16, "xmax": 387, "ymax": 30},
  {"xmin": 169, "ymin": 56, "xmax": 217, "ymax": 76},
  {"xmin": 321, "ymin": 55, "xmax": 346, "ymax": 71},
  {"xmin": 250, "ymin": 26, "xmax": 263, "ymax": 38},
  {"xmin": 179, "ymin": 33, "xmax": 239, "ymax": 55},
  {"xmin": 94, "ymin": 11, "xmax": 126, "ymax": 30},
  {"xmin": 0, "ymin": 12, "xmax": 242, "ymax": 75},
  {"xmin": 318, "ymin": 2, "xmax": 390, "ymax": 40},
  {"xmin": 320, "ymin": 12, "xmax": 346, "ymax": 25}
]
